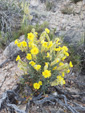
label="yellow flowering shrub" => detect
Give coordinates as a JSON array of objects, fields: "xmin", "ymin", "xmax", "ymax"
[{"xmin": 15, "ymin": 28, "xmax": 73, "ymax": 92}]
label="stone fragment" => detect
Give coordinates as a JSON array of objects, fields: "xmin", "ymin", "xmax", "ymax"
[{"xmin": 3, "ymin": 35, "xmax": 25, "ymax": 58}]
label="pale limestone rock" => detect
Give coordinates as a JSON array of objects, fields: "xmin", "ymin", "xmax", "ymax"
[{"xmin": 3, "ymin": 35, "xmax": 25, "ymax": 58}]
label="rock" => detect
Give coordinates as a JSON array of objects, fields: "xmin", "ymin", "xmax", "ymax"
[
  {"xmin": 40, "ymin": 0, "xmax": 46, "ymax": 3},
  {"xmin": 81, "ymin": 96, "xmax": 85, "ymax": 103},
  {"xmin": 83, "ymin": 0, "xmax": 85, "ymax": 4},
  {"xmin": 30, "ymin": 0, "xmax": 40, "ymax": 7},
  {"xmin": 64, "ymin": 29, "xmax": 84, "ymax": 53},
  {"xmin": 52, "ymin": 92, "xmax": 58, "ymax": 96},
  {"xmin": 56, "ymin": 108, "xmax": 64, "ymax": 113},
  {"xmin": 18, "ymin": 104, "xmax": 26, "ymax": 111},
  {"xmin": 3, "ymin": 35, "xmax": 25, "ymax": 58},
  {"xmin": 50, "ymin": 109, "xmax": 57, "ymax": 113},
  {"xmin": 61, "ymin": 19, "xmax": 67, "ymax": 24},
  {"xmin": 42, "ymin": 109, "xmax": 49, "ymax": 113},
  {"xmin": 30, "ymin": 9, "xmax": 49, "ymax": 25},
  {"xmin": 50, "ymin": 108, "xmax": 64, "ymax": 113},
  {"xmin": 66, "ymin": 87, "xmax": 79, "ymax": 94},
  {"xmin": 30, "ymin": 10, "xmax": 48, "ymax": 18},
  {"xmin": 56, "ymin": 28, "xmax": 84, "ymax": 54}
]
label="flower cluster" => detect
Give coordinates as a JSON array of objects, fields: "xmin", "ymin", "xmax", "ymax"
[
  {"xmin": 15, "ymin": 28, "xmax": 73, "ymax": 91},
  {"xmin": 33, "ymin": 81, "xmax": 42, "ymax": 89}
]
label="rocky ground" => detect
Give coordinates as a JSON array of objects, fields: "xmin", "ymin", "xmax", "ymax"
[
  {"xmin": 0, "ymin": 49, "xmax": 24, "ymax": 96},
  {"xmin": 30, "ymin": 0, "xmax": 85, "ymax": 30},
  {"xmin": 0, "ymin": 0, "xmax": 85, "ymax": 113}
]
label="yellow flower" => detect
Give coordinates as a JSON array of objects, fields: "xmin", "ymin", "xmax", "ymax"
[
  {"xmin": 62, "ymin": 46, "xmax": 68, "ymax": 51},
  {"xmin": 45, "ymin": 62, "xmax": 48, "ymax": 67},
  {"xmin": 52, "ymin": 66, "xmax": 57, "ymax": 70},
  {"xmin": 28, "ymin": 42, "xmax": 35, "ymax": 48},
  {"xmin": 42, "ymin": 42, "xmax": 48, "ymax": 48},
  {"xmin": 57, "ymin": 76, "xmax": 65, "ymax": 85},
  {"xmin": 69, "ymin": 61, "xmax": 73, "ymax": 67},
  {"xmin": 31, "ymin": 47, "xmax": 39, "ymax": 55},
  {"xmin": 17, "ymin": 43, "xmax": 21, "ymax": 47},
  {"xmin": 51, "ymin": 58, "xmax": 60, "ymax": 66},
  {"xmin": 15, "ymin": 39, "xmax": 18, "ymax": 45},
  {"xmin": 54, "ymin": 46, "xmax": 61, "ymax": 51},
  {"xmin": 56, "ymin": 38, "xmax": 60, "ymax": 44},
  {"xmin": 59, "ymin": 62, "xmax": 64, "ymax": 66},
  {"xmin": 34, "ymin": 65, "xmax": 41, "ymax": 71},
  {"xmin": 41, "ymin": 40, "xmax": 44, "ymax": 44},
  {"xmin": 42, "ymin": 70, "xmax": 51, "ymax": 78},
  {"xmin": 62, "ymin": 56, "xmax": 66, "ymax": 61},
  {"xmin": 26, "ymin": 53, "xmax": 32, "ymax": 60},
  {"xmin": 47, "ymin": 52, "xmax": 50, "ymax": 57},
  {"xmin": 44, "ymin": 62, "xmax": 49, "ymax": 70},
  {"xmin": 58, "ymin": 43, "xmax": 61, "ymax": 45},
  {"xmin": 27, "ymin": 32, "xmax": 34, "ymax": 41},
  {"xmin": 29, "ymin": 61, "xmax": 35, "ymax": 66},
  {"xmin": 62, "ymin": 72, "xmax": 65, "ymax": 77},
  {"xmin": 48, "ymin": 41, "xmax": 53, "ymax": 48},
  {"xmin": 56, "ymin": 58, "xmax": 60, "ymax": 63},
  {"xmin": 67, "ymin": 69, "xmax": 70, "ymax": 73},
  {"xmin": 16, "ymin": 55, "xmax": 20, "ymax": 61},
  {"xmin": 22, "ymin": 41, "xmax": 27, "ymax": 47},
  {"xmin": 38, "ymin": 81, "xmax": 42, "ymax": 85},
  {"xmin": 33, "ymin": 83, "xmax": 40, "ymax": 89},
  {"xmin": 35, "ymin": 32, "xmax": 38, "ymax": 35},
  {"xmin": 64, "ymin": 52, "xmax": 69, "ymax": 56},
  {"xmin": 57, "ymin": 63, "xmax": 69, "ymax": 71},
  {"xmin": 45, "ymin": 28, "xmax": 50, "ymax": 33}
]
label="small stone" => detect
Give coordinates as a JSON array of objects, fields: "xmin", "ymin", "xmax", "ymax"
[
  {"xmin": 18, "ymin": 104, "xmax": 26, "ymax": 111},
  {"xmin": 81, "ymin": 96, "xmax": 85, "ymax": 103},
  {"xmin": 72, "ymin": 73, "xmax": 75, "ymax": 76},
  {"xmin": 37, "ymin": 106, "xmax": 39, "ymax": 109},
  {"xmin": 42, "ymin": 109, "xmax": 49, "ymax": 113},
  {"xmin": 83, "ymin": 0, "xmax": 85, "ymax": 4},
  {"xmin": 52, "ymin": 92, "xmax": 58, "ymax": 96},
  {"xmin": 61, "ymin": 19, "xmax": 66, "ymax": 24},
  {"xmin": 30, "ymin": 0, "xmax": 40, "ymax": 7},
  {"xmin": 51, "ymin": 110, "xmax": 57, "ymax": 113},
  {"xmin": 66, "ymin": 87, "xmax": 79, "ymax": 94},
  {"xmin": 56, "ymin": 108, "xmax": 64, "ymax": 113}
]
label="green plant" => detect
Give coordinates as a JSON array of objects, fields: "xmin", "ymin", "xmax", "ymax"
[
  {"xmin": 21, "ymin": 1, "xmax": 32, "ymax": 25},
  {"xmin": 69, "ymin": 48, "xmax": 80, "ymax": 65},
  {"xmin": 46, "ymin": 1, "xmax": 54, "ymax": 11},
  {"xmin": 15, "ymin": 28, "xmax": 73, "ymax": 94},
  {"xmin": 61, "ymin": 6, "xmax": 73, "ymax": 14},
  {"xmin": 0, "ymin": 32, "xmax": 7, "ymax": 49},
  {"xmin": 11, "ymin": 22, "xmax": 49, "ymax": 41}
]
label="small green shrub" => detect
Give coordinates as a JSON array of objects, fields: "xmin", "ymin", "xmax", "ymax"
[
  {"xmin": 61, "ymin": 6, "xmax": 73, "ymax": 14},
  {"xmin": 46, "ymin": 1, "xmax": 54, "ymax": 11},
  {"xmin": 0, "ymin": 32, "xmax": 7, "ymax": 49},
  {"xmin": 15, "ymin": 28, "xmax": 73, "ymax": 94}
]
